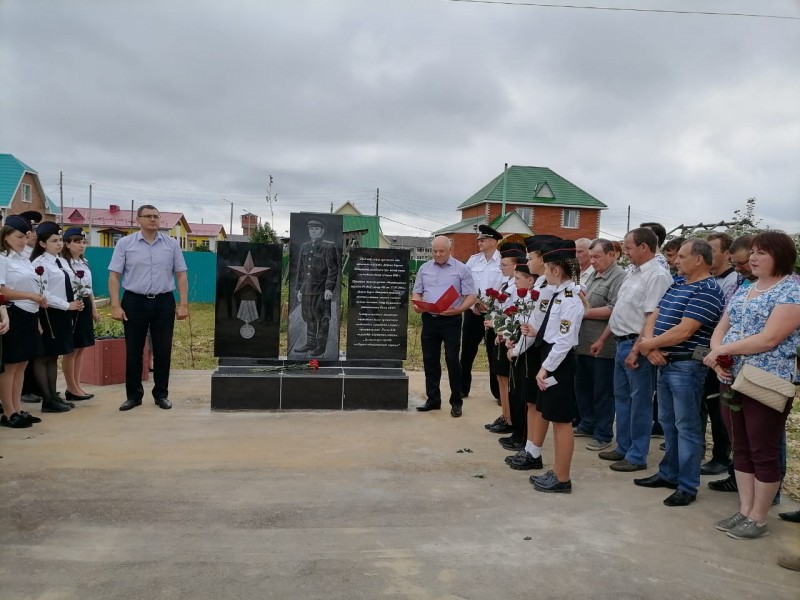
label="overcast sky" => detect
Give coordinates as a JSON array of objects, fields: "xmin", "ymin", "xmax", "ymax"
[{"xmin": 2, "ymin": 0, "xmax": 798, "ymax": 239}]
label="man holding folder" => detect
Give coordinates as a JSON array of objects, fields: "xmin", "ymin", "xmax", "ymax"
[{"xmin": 412, "ymin": 236, "xmax": 477, "ymax": 417}]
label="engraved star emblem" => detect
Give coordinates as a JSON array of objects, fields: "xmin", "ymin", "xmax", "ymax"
[{"xmin": 228, "ymin": 251, "xmax": 270, "ymax": 293}]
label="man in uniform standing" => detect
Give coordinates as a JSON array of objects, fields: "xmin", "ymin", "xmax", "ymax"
[
  {"xmin": 295, "ymin": 219, "xmax": 340, "ymax": 356},
  {"xmin": 460, "ymin": 224, "xmax": 503, "ymax": 400}
]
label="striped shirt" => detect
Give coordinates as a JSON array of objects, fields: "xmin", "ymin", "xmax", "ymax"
[{"xmin": 653, "ymin": 276, "xmax": 724, "ymax": 353}]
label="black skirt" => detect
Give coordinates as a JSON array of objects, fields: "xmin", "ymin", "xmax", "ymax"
[
  {"xmin": 535, "ymin": 345, "xmax": 577, "ymax": 423},
  {"xmin": 39, "ymin": 307, "xmax": 75, "ymax": 357},
  {"xmin": 72, "ymin": 298, "xmax": 95, "ymax": 349},
  {"xmin": 2, "ymin": 304, "xmax": 41, "ymax": 364}
]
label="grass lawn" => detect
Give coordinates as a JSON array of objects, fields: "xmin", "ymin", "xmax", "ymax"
[{"xmin": 94, "ymin": 301, "xmax": 797, "ymax": 501}]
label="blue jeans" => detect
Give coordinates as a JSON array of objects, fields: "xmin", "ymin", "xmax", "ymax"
[
  {"xmin": 656, "ymin": 360, "xmax": 707, "ymax": 495},
  {"xmin": 613, "ymin": 339, "xmax": 656, "ymax": 465},
  {"xmin": 575, "ymin": 354, "xmax": 615, "ymax": 442}
]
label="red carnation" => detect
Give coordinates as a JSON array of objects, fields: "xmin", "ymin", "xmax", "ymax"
[
  {"xmin": 517, "ymin": 288, "xmax": 528, "ymax": 298},
  {"xmin": 485, "ymin": 288, "xmax": 498, "ymax": 298},
  {"xmin": 503, "ymin": 306, "xmax": 519, "ymax": 316},
  {"xmin": 716, "ymin": 355, "xmax": 734, "ymax": 369},
  {"xmin": 35, "ymin": 265, "xmax": 45, "ymax": 276},
  {"xmin": 309, "ymin": 359, "xmax": 320, "ymax": 370},
  {"xmin": 75, "ymin": 270, "xmax": 85, "ymax": 279},
  {"xmin": 530, "ymin": 290, "xmax": 540, "ymax": 301},
  {"xmin": 0, "ymin": 293, "xmax": 8, "ymax": 306},
  {"xmin": 497, "ymin": 293, "xmax": 509, "ymax": 302}
]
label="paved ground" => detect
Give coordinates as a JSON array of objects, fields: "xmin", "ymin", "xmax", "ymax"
[{"xmin": 1, "ymin": 369, "xmax": 798, "ymax": 599}]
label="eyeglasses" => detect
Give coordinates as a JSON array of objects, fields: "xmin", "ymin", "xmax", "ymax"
[{"xmin": 730, "ymin": 259, "xmax": 749, "ymax": 267}]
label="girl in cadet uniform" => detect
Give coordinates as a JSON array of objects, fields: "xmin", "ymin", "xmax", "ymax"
[
  {"xmin": 498, "ymin": 259, "xmax": 538, "ymax": 459},
  {"xmin": 0, "ymin": 215, "xmax": 47, "ymax": 428},
  {"xmin": 30, "ymin": 221, "xmax": 85, "ymax": 414},
  {"xmin": 484, "ymin": 242, "xmax": 525, "ymax": 434},
  {"xmin": 505, "ymin": 235, "xmax": 561, "ymax": 470},
  {"xmin": 529, "ymin": 239, "xmax": 585, "ymax": 493},
  {"xmin": 60, "ymin": 227, "xmax": 99, "ymax": 402}
]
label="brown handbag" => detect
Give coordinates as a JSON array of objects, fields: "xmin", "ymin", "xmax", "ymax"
[{"xmin": 731, "ymin": 364, "xmax": 795, "ymax": 412}]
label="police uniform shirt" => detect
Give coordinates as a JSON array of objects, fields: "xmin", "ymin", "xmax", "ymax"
[
  {"xmin": 67, "ymin": 257, "xmax": 93, "ymax": 298},
  {"xmin": 511, "ymin": 293, "xmax": 538, "ymax": 358},
  {"xmin": 540, "ymin": 280, "xmax": 585, "ymax": 373},
  {"xmin": 466, "ymin": 250, "xmax": 502, "ymax": 306},
  {"xmin": 2, "ymin": 251, "xmax": 40, "ymax": 313},
  {"xmin": 531, "ymin": 274, "xmax": 557, "ymax": 332},
  {"xmin": 487, "ymin": 276, "xmax": 515, "ymax": 321},
  {"xmin": 31, "ymin": 253, "xmax": 72, "ymax": 311}
]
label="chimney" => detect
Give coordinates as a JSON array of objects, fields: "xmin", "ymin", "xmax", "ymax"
[{"xmin": 109, "ymin": 204, "xmax": 120, "ymax": 213}]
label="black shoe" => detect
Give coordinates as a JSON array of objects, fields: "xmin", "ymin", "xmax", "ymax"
[
  {"xmin": 154, "ymin": 398, "xmax": 172, "ymax": 410},
  {"xmin": 19, "ymin": 411, "xmax": 42, "ymax": 424},
  {"xmin": 598, "ymin": 449, "xmax": 625, "ymax": 462},
  {"xmin": 509, "ymin": 452, "xmax": 543, "ymax": 471},
  {"xmin": 534, "ymin": 476, "xmax": 572, "ymax": 494},
  {"xmin": 310, "ymin": 346, "xmax": 326, "ymax": 356},
  {"xmin": 488, "ymin": 421, "xmax": 513, "ymax": 434},
  {"xmin": 41, "ymin": 401, "xmax": 71, "ymax": 413},
  {"xmin": 55, "ymin": 393, "xmax": 75, "ymax": 408},
  {"xmin": 485, "ymin": 415, "xmax": 505, "ymax": 430},
  {"xmin": 450, "ymin": 405, "xmax": 462, "ymax": 418},
  {"xmin": 416, "ymin": 403, "xmax": 441, "ymax": 412},
  {"xmin": 530, "ymin": 470, "xmax": 556, "ymax": 486},
  {"xmin": 779, "ymin": 510, "xmax": 800, "ymax": 523},
  {"xmin": 634, "ymin": 473, "xmax": 678, "ymax": 489},
  {"xmin": 700, "ymin": 459, "xmax": 731, "ymax": 476},
  {"xmin": 498, "ymin": 437, "xmax": 524, "ymax": 451},
  {"xmin": 708, "ymin": 475, "xmax": 738, "ymax": 492},
  {"xmin": 663, "ymin": 490, "xmax": 696, "ymax": 506},
  {"xmin": 65, "ymin": 390, "xmax": 93, "ymax": 401},
  {"xmin": 0, "ymin": 413, "xmax": 32, "ymax": 428},
  {"xmin": 21, "ymin": 393, "xmax": 42, "ymax": 404},
  {"xmin": 119, "ymin": 399, "xmax": 142, "ymax": 411},
  {"xmin": 505, "ymin": 449, "xmax": 528, "ymax": 465},
  {"xmin": 294, "ymin": 342, "xmax": 314, "ymax": 352}
]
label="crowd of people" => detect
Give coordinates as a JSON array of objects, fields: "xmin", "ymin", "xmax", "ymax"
[
  {"xmin": 0, "ymin": 205, "xmax": 188, "ymax": 428},
  {"xmin": 412, "ymin": 223, "xmax": 799, "ymax": 570}
]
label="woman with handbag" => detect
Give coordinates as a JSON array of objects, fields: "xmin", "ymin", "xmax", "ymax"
[{"xmin": 703, "ymin": 231, "xmax": 800, "ymax": 540}]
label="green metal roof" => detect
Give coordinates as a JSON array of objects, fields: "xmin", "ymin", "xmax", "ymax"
[
  {"xmin": 458, "ymin": 165, "xmax": 607, "ymax": 210},
  {"xmin": 0, "ymin": 153, "xmax": 38, "ymax": 207},
  {"xmin": 343, "ymin": 214, "xmax": 383, "ymax": 248}
]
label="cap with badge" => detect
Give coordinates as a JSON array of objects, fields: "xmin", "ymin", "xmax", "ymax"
[
  {"xmin": 35, "ymin": 221, "xmax": 63, "ymax": 238},
  {"xmin": 63, "ymin": 227, "xmax": 86, "ymax": 239},
  {"xmin": 498, "ymin": 241, "xmax": 526, "ymax": 260},
  {"xmin": 514, "ymin": 257, "xmax": 532, "ymax": 275},
  {"xmin": 541, "ymin": 239, "xmax": 577, "ymax": 262},
  {"xmin": 476, "ymin": 224, "xmax": 503, "ymax": 241},
  {"xmin": 524, "ymin": 234, "xmax": 562, "ymax": 254},
  {"xmin": 307, "ymin": 220, "xmax": 324, "ymax": 228},
  {"xmin": 19, "ymin": 210, "xmax": 43, "ymax": 226},
  {"xmin": 5, "ymin": 215, "xmax": 32, "ymax": 234}
]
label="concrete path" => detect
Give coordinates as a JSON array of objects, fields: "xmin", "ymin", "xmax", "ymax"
[{"xmin": 1, "ymin": 370, "xmax": 798, "ymax": 599}]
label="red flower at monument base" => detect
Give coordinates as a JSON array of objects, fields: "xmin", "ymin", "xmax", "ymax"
[{"xmin": 309, "ymin": 359, "xmax": 320, "ymax": 370}]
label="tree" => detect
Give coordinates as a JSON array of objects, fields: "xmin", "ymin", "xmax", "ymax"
[
  {"xmin": 249, "ymin": 222, "xmax": 279, "ymax": 244},
  {"xmin": 725, "ymin": 197, "xmax": 763, "ymax": 238}
]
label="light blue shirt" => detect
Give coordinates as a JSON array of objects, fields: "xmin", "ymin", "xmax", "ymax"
[
  {"xmin": 412, "ymin": 256, "xmax": 475, "ymax": 309},
  {"xmin": 108, "ymin": 231, "xmax": 188, "ymax": 295}
]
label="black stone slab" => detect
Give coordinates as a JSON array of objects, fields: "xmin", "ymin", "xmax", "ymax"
[
  {"xmin": 346, "ymin": 248, "xmax": 410, "ymax": 360},
  {"xmin": 211, "ymin": 372, "xmax": 281, "ymax": 410},
  {"xmin": 281, "ymin": 371, "xmax": 344, "ymax": 410},
  {"xmin": 214, "ymin": 241, "xmax": 282, "ymax": 358},
  {"xmin": 287, "ymin": 213, "xmax": 343, "ymax": 360},
  {"xmin": 218, "ymin": 357, "xmax": 404, "ymax": 369},
  {"xmin": 343, "ymin": 373, "xmax": 409, "ymax": 410}
]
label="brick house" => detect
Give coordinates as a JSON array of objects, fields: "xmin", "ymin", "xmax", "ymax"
[
  {"xmin": 435, "ymin": 165, "xmax": 607, "ymax": 262},
  {"xmin": 0, "ymin": 153, "xmax": 61, "ymax": 222}
]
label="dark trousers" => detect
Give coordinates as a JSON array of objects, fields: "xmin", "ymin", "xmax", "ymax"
[
  {"xmin": 574, "ymin": 354, "xmax": 616, "ymax": 443},
  {"xmin": 121, "ymin": 292, "xmax": 176, "ymax": 402},
  {"xmin": 700, "ymin": 370, "xmax": 731, "ymax": 463},
  {"xmin": 508, "ymin": 350, "xmax": 536, "ymax": 443},
  {"xmin": 460, "ymin": 310, "xmax": 499, "ymax": 399},
  {"xmin": 421, "ymin": 313, "xmax": 462, "ymax": 407}
]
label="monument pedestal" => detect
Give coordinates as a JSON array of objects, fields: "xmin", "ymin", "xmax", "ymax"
[{"xmin": 211, "ymin": 358, "xmax": 409, "ymax": 411}]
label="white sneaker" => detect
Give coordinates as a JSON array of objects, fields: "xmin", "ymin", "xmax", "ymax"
[{"xmin": 586, "ymin": 438, "xmax": 612, "ymax": 451}]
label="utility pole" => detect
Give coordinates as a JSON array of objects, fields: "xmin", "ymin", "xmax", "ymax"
[
  {"xmin": 375, "ymin": 187, "xmax": 380, "ymax": 216},
  {"xmin": 501, "ymin": 163, "xmax": 509, "ymax": 217},
  {"xmin": 59, "ymin": 171, "xmax": 63, "ymax": 226},
  {"xmin": 130, "ymin": 199, "xmax": 134, "ymax": 229},
  {"xmin": 88, "ymin": 181, "xmax": 94, "ymax": 246},
  {"xmin": 225, "ymin": 198, "xmax": 233, "ymax": 235},
  {"xmin": 266, "ymin": 175, "xmax": 275, "ymax": 229},
  {"xmin": 626, "ymin": 205, "xmax": 631, "ymax": 232}
]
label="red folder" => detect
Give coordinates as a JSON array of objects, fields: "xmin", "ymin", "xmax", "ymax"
[{"xmin": 413, "ymin": 285, "xmax": 460, "ymax": 314}]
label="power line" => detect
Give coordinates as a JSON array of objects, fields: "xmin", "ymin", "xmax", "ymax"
[{"xmin": 445, "ymin": 0, "xmax": 800, "ymax": 20}]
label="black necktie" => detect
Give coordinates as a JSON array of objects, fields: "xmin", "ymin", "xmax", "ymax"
[
  {"xmin": 534, "ymin": 291, "xmax": 560, "ymax": 347},
  {"xmin": 55, "ymin": 258, "xmax": 75, "ymax": 302}
]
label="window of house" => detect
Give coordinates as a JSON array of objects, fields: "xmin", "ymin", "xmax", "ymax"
[
  {"xmin": 188, "ymin": 239, "xmax": 197, "ymax": 249},
  {"xmin": 22, "ymin": 183, "xmax": 32, "ymax": 203},
  {"xmin": 562, "ymin": 209, "xmax": 579, "ymax": 229},
  {"xmin": 515, "ymin": 207, "xmax": 531, "ymax": 225}
]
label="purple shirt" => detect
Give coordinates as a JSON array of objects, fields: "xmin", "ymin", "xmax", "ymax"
[
  {"xmin": 413, "ymin": 256, "xmax": 475, "ymax": 310},
  {"xmin": 108, "ymin": 231, "xmax": 188, "ymax": 295}
]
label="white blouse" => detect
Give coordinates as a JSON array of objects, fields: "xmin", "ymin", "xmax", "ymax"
[
  {"xmin": 31, "ymin": 252, "xmax": 72, "ymax": 311},
  {"xmin": 1, "ymin": 251, "xmax": 41, "ymax": 313},
  {"xmin": 67, "ymin": 257, "xmax": 94, "ymax": 299}
]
